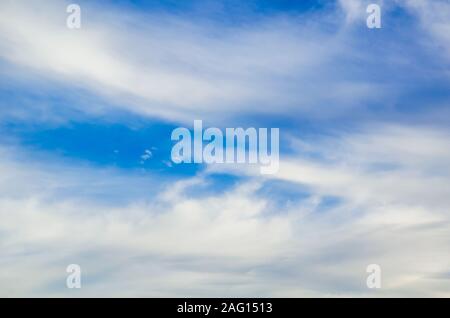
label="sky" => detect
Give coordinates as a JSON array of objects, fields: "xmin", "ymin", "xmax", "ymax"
[{"xmin": 0, "ymin": 0, "xmax": 449, "ymax": 297}]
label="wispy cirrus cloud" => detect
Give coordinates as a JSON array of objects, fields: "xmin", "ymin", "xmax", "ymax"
[
  {"xmin": 401, "ymin": 0, "xmax": 450, "ymax": 57},
  {"xmin": 0, "ymin": 0, "xmax": 450, "ymax": 298},
  {"xmin": 0, "ymin": 0, "xmax": 447, "ymax": 125},
  {"xmin": 1, "ymin": 123, "xmax": 450, "ymax": 297}
]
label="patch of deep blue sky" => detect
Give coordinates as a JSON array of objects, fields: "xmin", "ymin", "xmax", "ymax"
[
  {"xmin": 0, "ymin": 0, "xmax": 449, "ymax": 177},
  {"xmin": 104, "ymin": 0, "xmax": 328, "ymax": 18}
]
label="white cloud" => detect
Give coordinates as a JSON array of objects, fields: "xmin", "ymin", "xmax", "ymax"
[
  {"xmin": 401, "ymin": 0, "xmax": 450, "ymax": 56},
  {"xmin": 140, "ymin": 149, "xmax": 152, "ymax": 164},
  {"xmin": 1, "ymin": 123, "xmax": 450, "ymax": 296},
  {"xmin": 0, "ymin": 0, "xmax": 449, "ymax": 297},
  {"xmin": 0, "ymin": 0, "xmax": 413, "ymax": 124},
  {"xmin": 339, "ymin": 0, "xmax": 366, "ymax": 23}
]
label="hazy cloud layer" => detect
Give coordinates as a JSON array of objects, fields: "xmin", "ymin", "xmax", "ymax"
[
  {"xmin": 0, "ymin": 0, "xmax": 449, "ymax": 297},
  {"xmin": 1, "ymin": 123, "xmax": 450, "ymax": 297}
]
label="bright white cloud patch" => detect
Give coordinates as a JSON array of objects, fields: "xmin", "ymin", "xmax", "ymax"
[{"xmin": 1, "ymin": 0, "xmax": 447, "ymax": 124}]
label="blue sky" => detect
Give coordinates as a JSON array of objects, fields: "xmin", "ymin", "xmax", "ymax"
[{"xmin": 0, "ymin": 0, "xmax": 450, "ymax": 297}]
